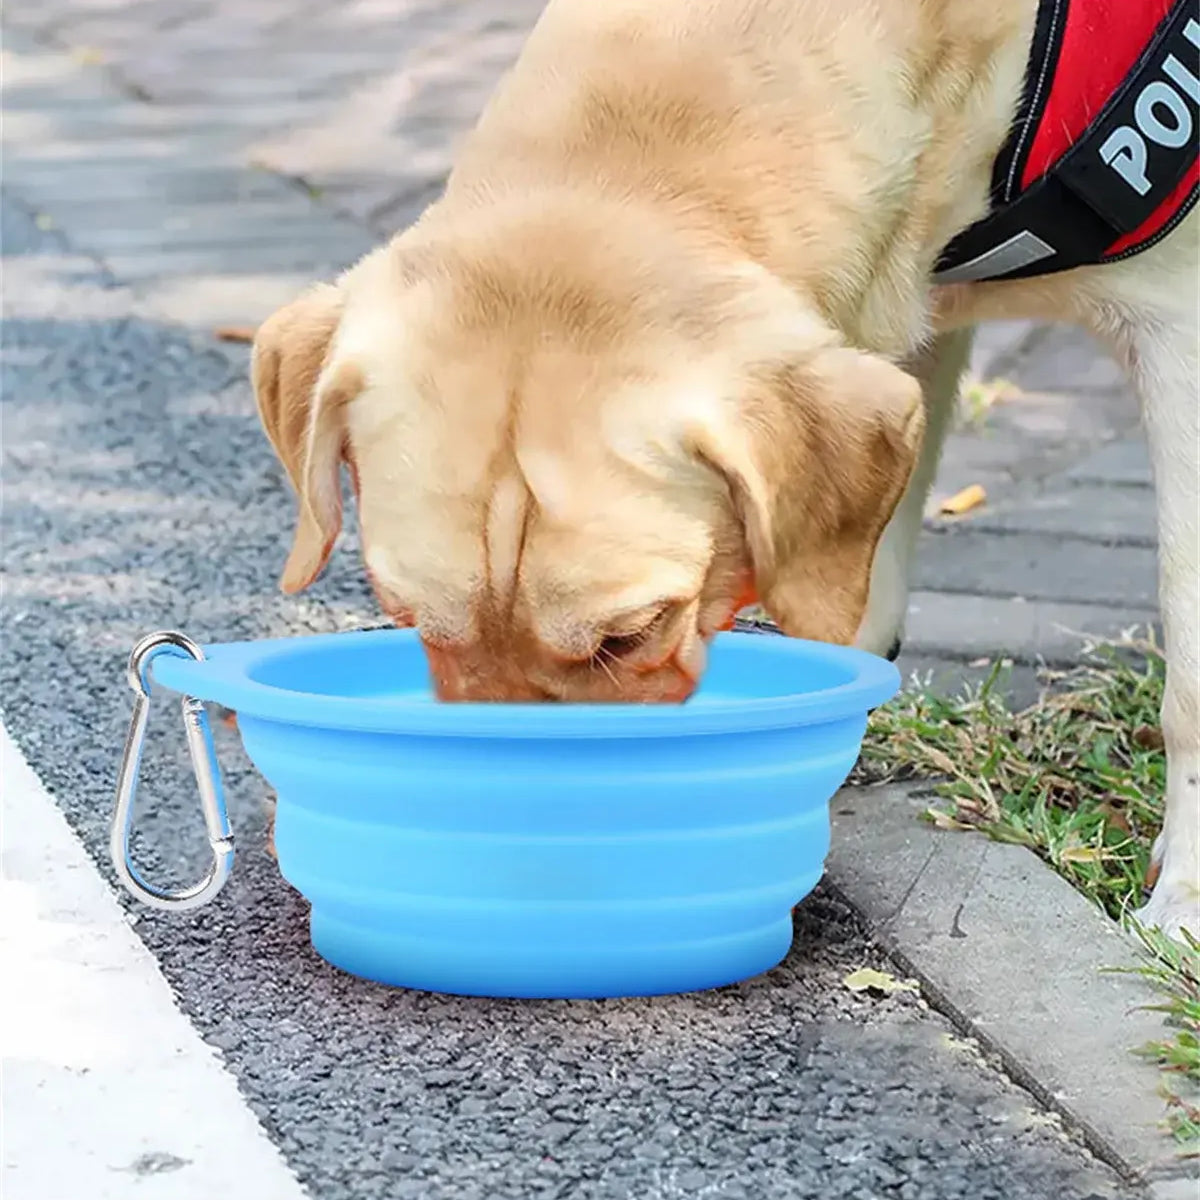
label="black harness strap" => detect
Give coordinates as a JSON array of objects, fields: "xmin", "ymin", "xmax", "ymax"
[{"xmin": 934, "ymin": 1, "xmax": 1199, "ymax": 284}]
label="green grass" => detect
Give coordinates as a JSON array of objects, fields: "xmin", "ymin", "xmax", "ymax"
[
  {"xmin": 858, "ymin": 633, "xmax": 1199, "ymax": 1147},
  {"xmin": 858, "ymin": 636, "xmax": 1165, "ymax": 917},
  {"xmin": 1118, "ymin": 924, "xmax": 1200, "ymax": 1151}
]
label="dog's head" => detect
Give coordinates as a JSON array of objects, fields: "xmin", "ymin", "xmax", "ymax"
[{"xmin": 252, "ymin": 221, "xmax": 922, "ymax": 702}]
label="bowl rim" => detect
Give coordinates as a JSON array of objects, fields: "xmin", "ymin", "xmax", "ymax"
[{"xmin": 150, "ymin": 628, "xmax": 899, "ymax": 739}]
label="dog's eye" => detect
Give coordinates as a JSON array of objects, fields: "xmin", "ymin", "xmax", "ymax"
[
  {"xmin": 593, "ymin": 606, "xmax": 671, "ymax": 662},
  {"xmin": 595, "ymin": 630, "xmax": 647, "ymax": 660}
]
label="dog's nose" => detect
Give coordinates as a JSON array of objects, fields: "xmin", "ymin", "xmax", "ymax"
[{"xmin": 886, "ymin": 637, "xmax": 902, "ymax": 662}]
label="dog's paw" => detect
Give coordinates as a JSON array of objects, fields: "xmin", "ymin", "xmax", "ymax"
[{"xmin": 1134, "ymin": 875, "xmax": 1199, "ymax": 942}]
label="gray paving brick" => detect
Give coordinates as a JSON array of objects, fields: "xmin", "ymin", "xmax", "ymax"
[
  {"xmin": 1000, "ymin": 324, "xmax": 1128, "ymax": 397},
  {"xmin": 1, "ymin": 86, "xmax": 129, "ymax": 114},
  {"xmin": 2, "ymin": 52, "xmax": 126, "ymax": 112},
  {"xmin": 937, "ymin": 390, "xmax": 1140, "ymax": 497},
  {"xmin": 101, "ymin": 243, "xmax": 365, "ymax": 283},
  {"xmin": 935, "ymin": 483, "xmax": 1156, "ymax": 545},
  {"xmin": 243, "ymin": 7, "xmax": 538, "ymax": 226},
  {"xmin": 4, "ymin": 163, "xmax": 300, "ymax": 205},
  {"xmin": 18, "ymin": 196, "xmax": 324, "ymax": 240},
  {"xmin": 132, "ymin": 72, "xmax": 350, "ymax": 106},
  {"xmin": 903, "ymin": 590, "xmax": 1158, "ymax": 664},
  {"xmin": 112, "ymin": 100, "xmax": 317, "ymax": 135},
  {"xmin": 132, "ymin": 48, "xmax": 411, "ymax": 79},
  {"xmin": 130, "ymin": 271, "xmax": 323, "ymax": 331},
  {"xmin": 968, "ymin": 320, "xmax": 1039, "ymax": 379},
  {"xmin": 4, "ymin": 135, "xmax": 240, "ymax": 169},
  {"xmin": 913, "ymin": 528, "xmax": 1158, "ymax": 609},
  {"xmin": 75, "ymin": 215, "xmax": 374, "ymax": 255},
  {"xmin": 3, "ymin": 101, "xmax": 302, "ymax": 142},
  {"xmin": 4, "ymin": 149, "xmax": 235, "ymax": 184},
  {"xmin": 1065, "ymin": 437, "xmax": 1154, "ymax": 487},
  {"xmin": 24, "ymin": 1, "xmax": 218, "ymax": 46}
]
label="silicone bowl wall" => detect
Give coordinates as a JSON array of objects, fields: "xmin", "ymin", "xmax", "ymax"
[{"xmin": 153, "ymin": 629, "xmax": 898, "ymax": 998}]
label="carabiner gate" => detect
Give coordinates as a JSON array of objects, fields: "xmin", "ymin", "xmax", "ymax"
[{"xmin": 110, "ymin": 631, "xmax": 234, "ymax": 911}]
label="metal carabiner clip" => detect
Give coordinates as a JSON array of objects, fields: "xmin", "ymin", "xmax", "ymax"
[{"xmin": 110, "ymin": 631, "xmax": 234, "ymax": 911}]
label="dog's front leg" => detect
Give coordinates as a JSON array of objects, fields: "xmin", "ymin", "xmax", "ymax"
[
  {"xmin": 932, "ymin": 250, "xmax": 1199, "ymax": 937},
  {"xmin": 856, "ymin": 329, "xmax": 974, "ymax": 658},
  {"xmin": 1130, "ymin": 297, "xmax": 1200, "ymax": 940}
]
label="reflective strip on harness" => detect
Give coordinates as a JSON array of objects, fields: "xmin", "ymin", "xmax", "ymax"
[{"xmin": 935, "ymin": 0, "xmax": 1199, "ymax": 284}]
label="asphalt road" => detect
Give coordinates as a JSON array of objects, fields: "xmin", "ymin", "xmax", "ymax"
[{"xmin": 1, "ymin": 191, "xmax": 1133, "ymax": 1200}]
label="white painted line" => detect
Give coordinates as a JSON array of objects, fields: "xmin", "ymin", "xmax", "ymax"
[{"xmin": 0, "ymin": 723, "xmax": 309, "ymax": 1200}]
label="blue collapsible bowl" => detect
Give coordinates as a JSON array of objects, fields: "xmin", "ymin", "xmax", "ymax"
[{"xmin": 152, "ymin": 628, "xmax": 898, "ymax": 998}]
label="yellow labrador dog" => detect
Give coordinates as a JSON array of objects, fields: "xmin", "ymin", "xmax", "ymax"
[{"xmin": 252, "ymin": 0, "xmax": 1198, "ymax": 936}]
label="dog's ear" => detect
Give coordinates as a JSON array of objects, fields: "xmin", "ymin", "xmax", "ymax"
[
  {"xmin": 251, "ymin": 284, "xmax": 363, "ymax": 593},
  {"xmin": 690, "ymin": 346, "xmax": 923, "ymax": 644}
]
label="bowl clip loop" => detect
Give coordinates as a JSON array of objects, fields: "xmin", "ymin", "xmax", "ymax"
[{"xmin": 110, "ymin": 631, "xmax": 234, "ymax": 911}]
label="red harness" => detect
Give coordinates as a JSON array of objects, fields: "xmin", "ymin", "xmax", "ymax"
[{"xmin": 935, "ymin": 0, "xmax": 1198, "ymax": 283}]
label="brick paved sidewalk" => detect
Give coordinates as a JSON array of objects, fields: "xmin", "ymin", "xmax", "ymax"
[{"xmin": 0, "ymin": 3, "xmax": 1159, "ymax": 694}]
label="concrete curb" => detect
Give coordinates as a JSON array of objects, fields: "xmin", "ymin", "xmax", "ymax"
[{"xmin": 827, "ymin": 782, "xmax": 1198, "ymax": 1197}]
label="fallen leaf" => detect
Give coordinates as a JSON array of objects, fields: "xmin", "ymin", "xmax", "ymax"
[
  {"xmin": 214, "ymin": 325, "xmax": 257, "ymax": 344},
  {"xmin": 1059, "ymin": 844, "xmax": 1103, "ymax": 864},
  {"xmin": 70, "ymin": 45, "xmax": 105, "ymax": 65},
  {"xmin": 34, "ymin": 213, "xmax": 55, "ymax": 231},
  {"xmin": 1132, "ymin": 724, "xmax": 1164, "ymax": 751},
  {"xmin": 923, "ymin": 806, "xmax": 975, "ymax": 832},
  {"xmin": 939, "ymin": 483, "xmax": 987, "ymax": 516},
  {"xmin": 1097, "ymin": 803, "xmax": 1132, "ymax": 835},
  {"xmin": 843, "ymin": 967, "xmax": 918, "ymax": 995}
]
